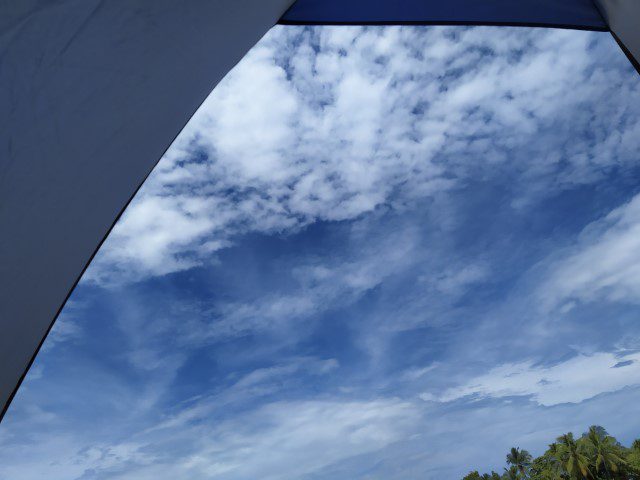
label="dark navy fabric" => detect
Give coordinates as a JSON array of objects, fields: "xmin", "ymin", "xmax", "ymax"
[
  {"xmin": 0, "ymin": 0, "xmax": 294, "ymax": 422},
  {"xmin": 280, "ymin": 0, "xmax": 607, "ymax": 30}
]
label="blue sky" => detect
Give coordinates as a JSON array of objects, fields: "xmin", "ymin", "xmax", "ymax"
[{"xmin": 1, "ymin": 25, "xmax": 640, "ymax": 479}]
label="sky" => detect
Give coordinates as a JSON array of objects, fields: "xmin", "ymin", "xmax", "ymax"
[{"xmin": 1, "ymin": 25, "xmax": 640, "ymax": 480}]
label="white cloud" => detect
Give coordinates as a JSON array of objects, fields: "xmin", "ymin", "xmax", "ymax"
[
  {"xmin": 540, "ymin": 193, "xmax": 640, "ymax": 310},
  {"xmin": 41, "ymin": 307, "xmax": 82, "ymax": 352},
  {"xmin": 231, "ymin": 358, "xmax": 339, "ymax": 390},
  {"xmin": 0, "ymin": 398, "xmax": 418, "ymax": 480},
  {"xmin": 402, "ymin": 364, "xmax": 439, "ymax": 382},
  {"xmin": 422, "ymin": 263, "xmax": 489, "ymax": 296},
  {"xmin": 84, "ymin": 26, "xmax": 640, "ymax": 284},
  {"xmin": 430, "ymin": 351, "xmax": 640, "ymax": 406},
  {"xmin": 174, "ymin": 399, "xmax": 419, "ymax": 480}
]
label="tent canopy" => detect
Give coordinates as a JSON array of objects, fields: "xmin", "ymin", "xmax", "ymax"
[{"xmin": 280, "ymin": 0, "xmax": 607, "ymax": 29}]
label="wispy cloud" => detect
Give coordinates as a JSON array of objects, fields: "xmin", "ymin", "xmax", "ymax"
[
  {"xmin": 1, "ymin": 398, "xmax": 419, "ymax": 480},
  {"xmin": 170, "ymin": 399, "xmax": 419, "ymax": 480},
  {"xmin": 428, "ymin": 351, "xmax": 640, "ymax": 406},
  {"xmin": 540, "ymin": 193, "xmax": 640, "ymax": 311},
  {"xmin": 85, "ymin": 26, "xmax": 640, "ymax": 284}
]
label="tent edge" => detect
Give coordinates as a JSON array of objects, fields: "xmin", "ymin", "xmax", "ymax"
[{"xmin": 277, "ymin": 19, "xmax": 609, "ymax": 31}]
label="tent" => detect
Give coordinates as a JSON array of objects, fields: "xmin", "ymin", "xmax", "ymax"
[{"xmin": 1, "ymin": 0, "xmax": 638, "ymax": 422}]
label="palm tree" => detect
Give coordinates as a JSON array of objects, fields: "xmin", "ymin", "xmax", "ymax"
[
  {"xmin": 629, "ymin": 439, "xmax": 640, "ymax": 478},
  {"xmin": 556, "ymin": 433, "xmax": 591, "ymax": 479},
  {"xmin": 463, "ymin": 471, "xmax": 483, "ymax": 480},
  {"xmin": 531, "ymin": 445, "xmax": 565, "ymax": 480},
  {"xmin": 503, "ymin": 465, "xmax": 521, "ymax": 480},
  {"xmin": 583, "ymin": 426, "xmax": 626, "ymax": 479},
  {"xmin": 507, "ymin": 447, "xmax": 533, "ymax": 477}
]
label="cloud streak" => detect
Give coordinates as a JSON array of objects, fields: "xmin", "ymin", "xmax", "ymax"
[
  {"xmin": 429, "ymin": 351, "xmax": 640, "ymax": 406},
  {"xmin": 541, "ymin": 193, "xmax": 640, "ymax": 310}
]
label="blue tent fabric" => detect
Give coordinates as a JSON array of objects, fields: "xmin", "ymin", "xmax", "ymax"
[
  {"xmin": 0, "ymin": 0, "xmax": 294, "ymax": 422},
  {"xmin": 280, "ymin": 0, "xmax": 607, "ymax": 30}
]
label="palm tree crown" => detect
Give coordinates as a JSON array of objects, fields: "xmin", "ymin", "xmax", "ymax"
[
  {"xmin": 507, "ymin": 447, "xmax": 533, "ymax": 477},
  {"xmin": 555, "ymin": 433, "xmax": 591, "ymax": 479},
  {"xmin": 583, "ymin": 426, "xmax": 626, "ymax": 479},
  {"xmin": 503, "ymin": 465, "xmax": 522, "ymax": 480}
]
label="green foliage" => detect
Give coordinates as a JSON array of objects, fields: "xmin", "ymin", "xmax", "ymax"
[
  {"xmin": 503, "ymin": 465, "xmax": 522, "ymax": 480},
  {"xmin": 555, "ymin": 432, "xmax": 591, "ymax": 478},
  {"xmin": 628, "ymin": 440, "xmax": 640, "ymax": 479},
  {"xmin": 507, "ymin": 447, "xmax": 533, "ymax": 477},
  {"xmin": 463, "ymin": 471, "xmax": 483, "ymax": 480},
  {"xmin": 460, "ymin": 425, "xmax": 640, "ymax": 480},
  {"xmin": 583, "ymin": 425, "xmax": 626, "ymax": 478},
  {"xmin": 529, "ymin": 447, "xmax": 564, "ymax": 480},
  {"xmin": 485, "ymin": 473, "xmax": 503, "ymax": 480},
  {"xmin": 463, "ymin": 471, "xmax": 503, "ymax": 480}
]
